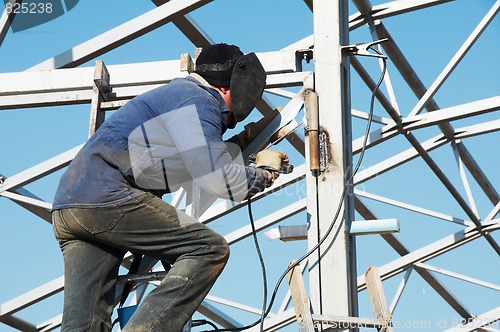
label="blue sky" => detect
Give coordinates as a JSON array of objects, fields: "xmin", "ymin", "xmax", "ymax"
[{"xmin": 1, "ymin": 1, "xmax": 499, "ymax": 331}]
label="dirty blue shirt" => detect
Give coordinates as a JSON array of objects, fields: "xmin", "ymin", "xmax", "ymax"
[{"xmin": 52, "ymin": 76, "xmax": 268, "ymax": 210}]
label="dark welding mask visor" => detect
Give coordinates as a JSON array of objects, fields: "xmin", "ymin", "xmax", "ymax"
[{"xmin": 230, "ymin": 53, "xmax": 266, "ymax": 123}]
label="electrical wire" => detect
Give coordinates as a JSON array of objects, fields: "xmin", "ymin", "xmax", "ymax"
[
  {"xmin": 192, "ymin": 319, "xmax": 220, "ymax": 331},
  {"xmin": 205, "ymin": 51, "xmax": 387, "ymax": 332},
  {"xmin": 248, "ymin": 197, "xmax": 268, "ymax": 332}
]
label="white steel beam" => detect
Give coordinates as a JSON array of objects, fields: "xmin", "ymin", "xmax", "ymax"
[
  {"xmin": 205, "ymin": 295, "xmax": 264, "ymax": 316},
  {"xmin": 366, "ymin": 19, "xmax": 500, "ymax": 208},
  {"xmin": 357, "ymin": 220, "xmax": 500, "ymax": 290},
  {"xmin": 388, "ymin": 268, "xmax": 412, "ymax": 313},
  {"xmin": 349, "ymin": 0, "xmax": 454, "ymax": 29},
  {"xmin": 402, "ymin": 130, "xmax": 500, "ymax": 254},
  {"xmin": 247, "ymin": 309, "xmax": 296, "ymax": 332},
  {"xmin": 454, "ymin": 119, "xmax": 500, "ymax": 139},
  {"xmin": 0, "ymin": 0, "xmax": 21, "ymax": 47},
  {"xmin": 451, "ymin": 141, "xmax": 481, "ymax": 220},
  {"xmin": 0, "ymin": 314, "xmax": 38, "ymax": 331},
  {"xmin": 444, "ymin": 306, "xmax": 500, "ymax": 332},
  {"xmin": 0, "ymin": 54, "xmax": 303, "ymax": 110},
  {"xmin": 0, "ymin": 276, "xmax": 64, "ymax": 318},
  {"xmin": 486, "ymin": 201, "xmax": 500, "ymax": 222},
  {"xmin": 354, "ymin": 120, "xmax": 500, "ymax": 184},
  {"xmin": 308, "ymin": 0, "xmax": 356, "ymax": 324},
  {"xmin": 0, "ymin": 144, "xmax": 82, "ymax": 193},
  {"xmin": 415, "ymin": 263, "xmax": 500, "ymax": 292},
  {"xmin": 38, "ymin": 314, "xmax": 62, "ymax": 332},
  {"xmin": 354, "ymin": 133, "xmax": 447, "ymax": 184},
  {"xmin": 28, "ymin": 0, "xmax": 212, "ymax": 70},
  {"xmin": 408, "ymin": 1, "xmax": 500, "ymax": 117},
  {"xmin": 0, "ymin": 183, "xmax": 52, "ymax": 222},
  {"xmin": 354, "ymin": 196, "xmax": 474, "ymax": 319},
  {"xmin": 351, "ymin": 109, "xmax": 393, "ymax": 125},
  {"xmin": 223, "ymin": 199, "xmax": 306, "ymax": 245},
  {"xmin": 455, "ymin": 141, "xmax": 500, "ymax": 205},
  {"xmin": 0, "ymin": 191, "xmax": 52, "ymax": 210},
  {"xmin": 171, "ymin": 13, "xmax": 213, "ymax": 47},
  {"xmin": 352, "ymin": 0, "xmax": 401, "ymax": 117},
  {"xmin": 351, "ymin": 94, "xmax": 500, "ymax": 155},
  {"xmin": 284, "ymin": 1, "xmax": 455, "ymax": 51},
  {"xmin": 197, "ymin": 300, "xmax": 240, "ymax": 329},
  {"xmin": 402, "ymin": 97, "xmax": 500, "ymax": 131},
  {"xmin": 355, "ymin": 190, "xmax": 473, "ymax": 227}
]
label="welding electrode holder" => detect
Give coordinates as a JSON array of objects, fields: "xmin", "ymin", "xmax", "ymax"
[
  {"xmin": 340, "ymin": 38, "xmax": 389, "ymax": 59},
  {"xmin": 248, "ymin": 154, "xmax": 294, "ymax": 174}
]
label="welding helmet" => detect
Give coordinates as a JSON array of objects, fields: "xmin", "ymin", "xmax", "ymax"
[{"xmin": 195, "ymin": 44, "xmax": 266, "ymax": 125}]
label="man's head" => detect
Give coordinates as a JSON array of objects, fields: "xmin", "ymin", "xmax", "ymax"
[
  {"xmin": 194, "ymin": 44, "xmax": 243, "ymax": 88},
  {"xmin": 195, "ymin": 43, "xmax": 266, "ymax": 128}
]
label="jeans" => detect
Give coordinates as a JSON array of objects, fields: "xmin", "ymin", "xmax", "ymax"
[{"xmin": 52, "ymin": 192, "xmax": 230, "ymax": 332}]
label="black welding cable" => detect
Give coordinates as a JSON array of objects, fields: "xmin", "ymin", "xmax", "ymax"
[{"xmin": 248, "ymin": 197, "xmax": 268, "ymax": 332}]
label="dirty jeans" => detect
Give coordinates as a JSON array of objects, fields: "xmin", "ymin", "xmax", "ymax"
[{"xmin": 52, "ymin": 192, "xmax": 230, "ymax": 332}]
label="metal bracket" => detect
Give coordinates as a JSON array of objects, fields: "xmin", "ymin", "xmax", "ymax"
[
  {"xmin": 89, "ymin": 60, "xmax": 112, "ymax": 137},
  {"xmin": 180, "ymin": 53, "xmax": 195, "ymax": 73},
  {"xmin": 342, "ymin": 38, "xmax": 389, "ymax": 59},
  {"xmin": 296, "ymin": 48, "xmax": 313, "ymax": 63}
]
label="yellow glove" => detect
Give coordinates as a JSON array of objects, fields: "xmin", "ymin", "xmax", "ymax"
[{"xmin": 255, "ymin": 150, "xmax": 289, "ymax": 172}]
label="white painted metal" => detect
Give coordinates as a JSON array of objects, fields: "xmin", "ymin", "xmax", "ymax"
[
  {"xmin": 205, "ymin": 295, "xmax": 264, "ymax": 316},
  {"xmin": 1, "ymin": 0, "xmax": 499, "ymax": 330},
  {"xmin": 0, "ymin": 276, "xmax": 64, "ymax": 318},
  {"xmin": 355, "ymin": 189, "xmax": 473, "ymax": 227},
  {"xmin": 0, "ymin": 144, "xmax": 82, "ymax": 193},
  {"xmin": 388, "ymin": 268, "xmax": 412, "ymax": 313},
  {"xmin": 223, "ymin": 199, "xmax": 306, "ymax": 245},
  {"xmin": 354, "ymin": 196, "xmax": 475, "ymax": 319},
  {"xmin": 0, "ymin": 52, "xmax": 303, "ymax": 110},
  {"xmin": 0, "ymin": 0, "xmax": 21, "ymax": 46},
  {"xmin": 349, "ymin": 0, "xmax": 454, "ymax": 29},
  {"xmin": 357, "ymin": 220, "xmax": 500, "ymax": 290},
  {"xmin": 308, "ymin": 0, "xmax": 356, "ymax": 328},
  {"xmin": 354, "ymin": 0, "xmax": 401, "ymax": 118},
  {"xmin": 408, "ymin": 1, "xmax": 500, "ymax": 117},
  {"xmin": 0, "ymin": 191, "xmax": 52, "ymax": 210},
  {"xmin": 351, "ymin": 96, "xmax": 500, "ymax": 154},
  {"xmin": 415, "ymin": 263, "xmax": 500, "ymax": 292},
  {"xmin": 443, "ymin": 306, "xmax": 500, "ymax": 332},
  {"xmin": 28, "ymin": 0, "xmax": 213, "ymax": 70},
  {"xmin": 349, "ymin": 219, "xmax": 399, "ymax": 236},
  {"xmin": 451, "ymin": 141, "xmax": 481, "ymax": 220}
]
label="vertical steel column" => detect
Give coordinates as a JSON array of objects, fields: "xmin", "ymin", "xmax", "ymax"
[{"xmin": 307, "ymin": 0, "xmax": 357, "ymax": 330}]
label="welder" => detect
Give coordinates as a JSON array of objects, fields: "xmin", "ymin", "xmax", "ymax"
[{"xmin": 51, "ymin": 43, "xmax": 288, "ymax": 331}]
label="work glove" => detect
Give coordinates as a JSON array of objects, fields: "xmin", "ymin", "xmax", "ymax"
[
  {"xmin": 244, "ymin": 107, "xmax": 282, "ymax": 143},
  {"xmin": 255, "ymin": 150, "xmax": 289, "ymax": 181}
]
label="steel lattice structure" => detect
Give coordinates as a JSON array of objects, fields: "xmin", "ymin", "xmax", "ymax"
[{"xmin": 1, "ymin": 0, "xmax": 499, "ymax": 331}]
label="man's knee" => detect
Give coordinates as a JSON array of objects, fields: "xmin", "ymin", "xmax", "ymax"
[{"xmin": 212, "ymin": 232, "xmax": 230, "ymax": 264}]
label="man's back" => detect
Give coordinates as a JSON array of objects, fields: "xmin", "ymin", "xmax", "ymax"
[{"xmin": 52, "ymin": 76, "xmax": 229, "ymax": 209}]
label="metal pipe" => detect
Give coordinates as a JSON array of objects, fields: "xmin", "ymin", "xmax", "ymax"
[{"xmin": 304, "ymin": 89, "xmax": 319, "ymax": 177}]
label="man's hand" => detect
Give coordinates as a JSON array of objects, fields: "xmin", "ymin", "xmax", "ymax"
[
  {"xmin": 255, "ymin": 150, "xmax": 289, "ymax": 182},
  {"xmin": 245, "ymin": 107, "xmax": 281, "ymax": 142}
]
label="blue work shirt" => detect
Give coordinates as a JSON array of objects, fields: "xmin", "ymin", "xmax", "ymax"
[{"xmin": 52, "ymin": 75, "xmax": 268, "ymax": 210}]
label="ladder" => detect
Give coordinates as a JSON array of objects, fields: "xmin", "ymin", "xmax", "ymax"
[{"xmin": 287, "ymin": 261, "xmax": 394, "ymax": 332}]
